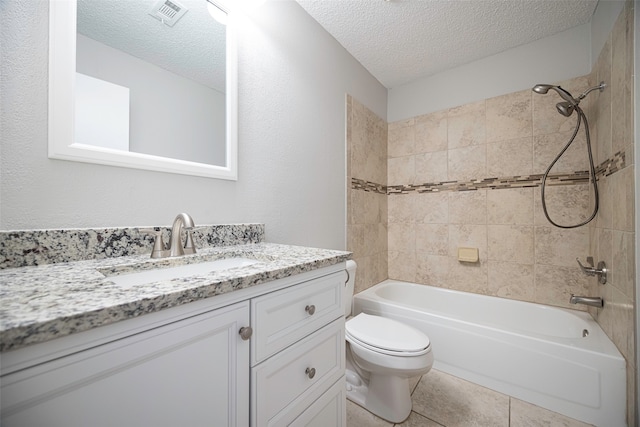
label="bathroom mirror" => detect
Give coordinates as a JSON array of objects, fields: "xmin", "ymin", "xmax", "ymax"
[{"xmin": 48, "ymin": 0, "xmax": 238, "ymax": 180}]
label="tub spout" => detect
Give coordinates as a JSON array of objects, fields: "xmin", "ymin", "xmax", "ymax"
[{"xmin": 569, "ymin": 294, "xmax": 604, "ymax": 308}]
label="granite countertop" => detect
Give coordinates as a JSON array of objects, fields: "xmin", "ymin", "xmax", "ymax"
[{"xmin": 0, "ymin": 243, "xmax": 350, "ymax": 352}]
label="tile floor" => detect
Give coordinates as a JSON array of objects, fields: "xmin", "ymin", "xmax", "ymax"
[{"xmin": 346, "ymin": 369, "xmax": 594, "ymax": 427}]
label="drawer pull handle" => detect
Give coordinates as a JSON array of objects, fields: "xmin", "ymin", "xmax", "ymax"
[
  {"xmin": 239, "ymin": 326, "xmax": 253, "ymax": 340},
  {"xmin": 305, "ymin": 367, "xmax": 316, "ymax": 379},
  {"xmin": 305, "ymin": 305, "xmax": 316, "ymax": 315}
]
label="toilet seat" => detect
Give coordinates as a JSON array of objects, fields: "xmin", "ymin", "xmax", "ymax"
[{"xmin": 346, "ymin": 313, "xmax": 431, "ymax": 357}]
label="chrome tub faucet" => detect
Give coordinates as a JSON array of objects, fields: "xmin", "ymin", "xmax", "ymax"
[{"xmin": 569, "ymin": 294, "xmax": 604, "ymax": 308}]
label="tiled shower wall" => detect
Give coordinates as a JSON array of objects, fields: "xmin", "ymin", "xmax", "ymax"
[
  {"xmin": 346, "ymin": 2, "xmax": 635, "ymax": 422},
  {"xmin": 587, "ymin": 1, "xmax": 636, "ymax": 423},
  {"xmin": 347, "ymin": 95, "xmax": 388, "ymax": 294},
  {"xmin": 384, "ymin": 76, "xmax": 600, "ymax": 310}
]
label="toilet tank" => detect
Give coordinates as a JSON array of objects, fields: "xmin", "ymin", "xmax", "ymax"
[{"xmin": 344, "ymin": 260, "xmax": 357, "ymax": 317}]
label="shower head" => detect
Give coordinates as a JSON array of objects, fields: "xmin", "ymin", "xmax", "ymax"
[
  {"xmin": 555, "ymin": 101, "xmax": 574, "ymax": 117},
  {"xmin": 532, "ymin": 84, "xmax": 554, "ymax": 94},
  {"xmin": 532, "ymin": 84, "xmax": 577, "ymax": 105}
]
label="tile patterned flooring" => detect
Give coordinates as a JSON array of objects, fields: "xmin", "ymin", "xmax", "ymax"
[{"xmin": 346, "ymin": 369, "xmax": 594, "ymax": 427}]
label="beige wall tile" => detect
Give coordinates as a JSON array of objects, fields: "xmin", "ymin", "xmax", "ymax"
[
  {"xmin": 389, "ymin": 223, "xmax": 415, "ymax": 253},
  {"xmin": 388, "ymin": 193, "xmax": 414, "ymax": 224},
  {"xmin": 449, "ymin": 190, "xmax": 487, "ymax": 225},
  {"xmin": 612, "ymin": 230, "xmax": 635, "ymax": 300},
  {"xmin": 486, "ymin": 90, "xmax": 532, "ymax": 142},
  {"xmin": 414, "ymin": 192, "xmax": 449, "ymax": 224},
  {"xmin": 611, "ymin": 6, "xmax": 629, "ymax": 154},
  {"xmin": 594, "ymin": 174, "xmax": 613, "ymax": 229},
  {"xmin": 388, "ymin": 250, "xmax": 416, "ymax": 282},
  {"xmin": 487, "ymin": 261, "xmax": 535, "ymax": 301},
  {"xmin": 595, "ymin": 37, "xmax": 613, "ymax": 165},
  {"xmin": 488, "ymin": 225, "xmax": 534, "ymax": 264},
  {"xmin": 388, "ymin": 119, "xmax": 415, "ymax": 158},
  {"xmin": 487, "ymin": 188, "xmax": 534, "ymax": 225},
  {"xmin": 415, "ymin": 151, "xmax": 448, "ymax": 184},
  {"xmin": 534, "ymin": 264, "xmax": 592, "ymax": 309},
  {"xmin": 608, "ymin": 285, "xmax": 635, "ymax": 362},
  {"xmin": 447, "ymin": 258, "xmax": 489, "ymax": 294},
  {"xmin": 534, "ymin": 226, "xmax": 589, "ymax": 268},
  {"xmin": 596, "ymin": 227, "xmax": 613, "ymax": 285},
  {"xmin": 486, "ymin": 137, "xmax": 533, "ymax": 177},
  {"xmin": 350, "ymin": 188, "xmax": 382, "ymax": 225},
  {"xmin": 415, "ymin": 110, "xmax": 448, "ymax": 154},
  {"xmin": 611, "ymin": 166, "xmax": 635, "ymax": 231},
  {"xmin": 533, "ymin": 131, "xmax": 589, "ymax": 175},
  {"xmin": 416, "ymin": 254, "xmax": 449, "ymax": 287},
  {"xmin": 347, "ymin": 224, "xmax": 365, "ymax": 256},
  {"xmin": 364, "ymin": 222, "xmax": 387, "ymax": 257},
  {"xmin": 388, "ymin": 156, "xmax": 415, "ymax": 185},
  {"xmin": 533, "ymin": 184, "xmax": 592, "ymax": 227},
  {"xmin": 416, "ymin": 224, "xmax": 449, "ymax": 256},
  {"xmin": 447, "ymin": 102, "xmax": 486, "ymax": 149},
  {"xmin": 448, "ymin": 145, "xmax": 486, "ymax": 181},
  {"xmin": 388, "ymin": 117, "xmax": 414, "ymax": 131},
  {"xmin": 449, "ymin": 224, "xmax": 487, "ymax": 261}
]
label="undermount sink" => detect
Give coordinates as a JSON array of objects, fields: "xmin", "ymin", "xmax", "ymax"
[{"xmin": 104, "ymin": 257, "xmax": 259, "ymax": 287}]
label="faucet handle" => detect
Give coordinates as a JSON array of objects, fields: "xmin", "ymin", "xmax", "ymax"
[
  {"xmin": 140, "ymin": 228, "xmax": 168, "ymax": 259},
  {"xmin": 576, "ymin": 257, "xmax": 607, "ymax": 285},
  {"xmin": 183, "ymin": 229, "xmax": 197, "ymax": 255}
]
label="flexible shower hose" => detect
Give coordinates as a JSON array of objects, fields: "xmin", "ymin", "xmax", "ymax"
[{"xmin": 540, "ymin": 106, "xmax": 599, "ymax": 228}]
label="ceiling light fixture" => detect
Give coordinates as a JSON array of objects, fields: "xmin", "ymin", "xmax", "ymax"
[{"xmin": 206, "ymin": 0, "xmax": 228, "ymax": 25}]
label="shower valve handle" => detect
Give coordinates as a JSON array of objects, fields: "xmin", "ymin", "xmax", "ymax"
[{"xmin": 576, "ymin": 257, "xmax": 607, "ymax": 285}]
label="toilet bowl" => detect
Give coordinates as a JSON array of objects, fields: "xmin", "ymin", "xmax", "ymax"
[{"xmin": 344, "ymin": 261, "xmax": 433, "ymax": 423}]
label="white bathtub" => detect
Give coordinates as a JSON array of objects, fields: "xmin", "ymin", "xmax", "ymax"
[{"xmin": 353, "ymin": 280, "xmax": 627, "ymax": 426}]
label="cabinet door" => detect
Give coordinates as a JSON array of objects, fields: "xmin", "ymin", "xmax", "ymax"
[{"xmin": 1, "ymin": 301, "xmax": 250, "ymax": 427}]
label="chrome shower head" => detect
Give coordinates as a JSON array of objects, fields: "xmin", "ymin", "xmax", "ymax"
[
  {"xmin": 532, "ymin": 84, "xmax": 554, "ymax": 94},
  {"xmin": 532, "ymin": 83, "xmax": 581, "ymax": 117},
  {"xmin": 555, "ymin": 101, "xmax": 575, "ymax": 117}
]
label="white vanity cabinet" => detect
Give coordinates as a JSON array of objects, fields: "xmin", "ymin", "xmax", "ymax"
[
  {"xmin": 251, "ymin": 271, "xmax": 346, "ymax": 426},
  {"xmin": 0, "ymin": 263, "xmax": 347, "ymax": 427},
  {"xmin": 0, "ymin": 301, "xmax": 251, "ymax": 427}
]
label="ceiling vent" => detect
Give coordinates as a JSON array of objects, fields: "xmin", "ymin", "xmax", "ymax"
[{"xmin": 148, "ymin": 0, "xmax": 188, "ymax": 27}]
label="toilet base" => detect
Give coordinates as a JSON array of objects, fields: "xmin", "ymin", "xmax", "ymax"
[{"xmin": 345, "ymin": 368, "xmax": 413, "ymax": 423}]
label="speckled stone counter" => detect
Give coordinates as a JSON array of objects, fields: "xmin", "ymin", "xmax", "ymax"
[{"xmin": 0, "ymin": 241, "xmax": 350, "ymax": 353}]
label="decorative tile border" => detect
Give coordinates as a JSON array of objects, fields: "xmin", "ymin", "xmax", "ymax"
[{"xmin": 352, "ymin": 150, "xmax": 626, "ymax": 195}]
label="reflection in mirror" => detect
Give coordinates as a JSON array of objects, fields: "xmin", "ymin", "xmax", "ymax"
[{"xmin": 48, "ymin": 0, "xmax": 238, "ymax": 180}]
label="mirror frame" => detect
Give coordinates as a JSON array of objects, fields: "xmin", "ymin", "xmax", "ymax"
[{"xmin": 48, "ymin": 0, "xmax": 238, "ymax": 180}]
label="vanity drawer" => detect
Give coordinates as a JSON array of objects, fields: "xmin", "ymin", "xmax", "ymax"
[
  {"xmin": 251, "ymin": 318, "xmax": 345, "ymax": 427},
  {"xmin": 251, "ymin": 270, "xmax": 345, "ymax": 365}
]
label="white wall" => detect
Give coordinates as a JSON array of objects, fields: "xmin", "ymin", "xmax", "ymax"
[
  {"xmin": 388, "ymin": 23, "xmax": 592, "ymax": 122},
  {"xmin": 0, "ymin": 0, "xmax": 387, "ymax": 250},
  {"xmin": 77, "ymin": 34, "xmax": 226, "ymax": 166}
]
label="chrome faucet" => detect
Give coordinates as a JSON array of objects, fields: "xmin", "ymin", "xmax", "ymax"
[
  {"xmin": 140, "ymin": 213, "xmax": 197, "ymax": 258},
  {"xmin": 169, "ymin": 213, "xmax": 196, "ymax": 257},
  {"xmin": 569, "ymin": 294, "xmax": 604, "ymax": 308}
]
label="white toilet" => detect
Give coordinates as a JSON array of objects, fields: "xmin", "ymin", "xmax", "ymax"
[{"xmin": 343, "ymin": 260, "xmax": 433, "ymax": 423}]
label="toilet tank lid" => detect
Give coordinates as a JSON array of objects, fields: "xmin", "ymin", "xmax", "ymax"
[{"xmin": 346, "ymin": 313, "xmax": 430, "ymax": 353}]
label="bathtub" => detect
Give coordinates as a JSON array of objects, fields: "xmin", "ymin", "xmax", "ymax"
[{"xmin": 353, "ymin": 280, "xmax": 626, "ymax": 426}]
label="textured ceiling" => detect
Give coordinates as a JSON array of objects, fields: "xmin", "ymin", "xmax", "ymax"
[
  {"xmin": 295, "ymin": 0, "xmax": 599, "ymax": 89},
  {"xmin": 77, "ymin": 0, "xmax": 226, "ymax": 92}
]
